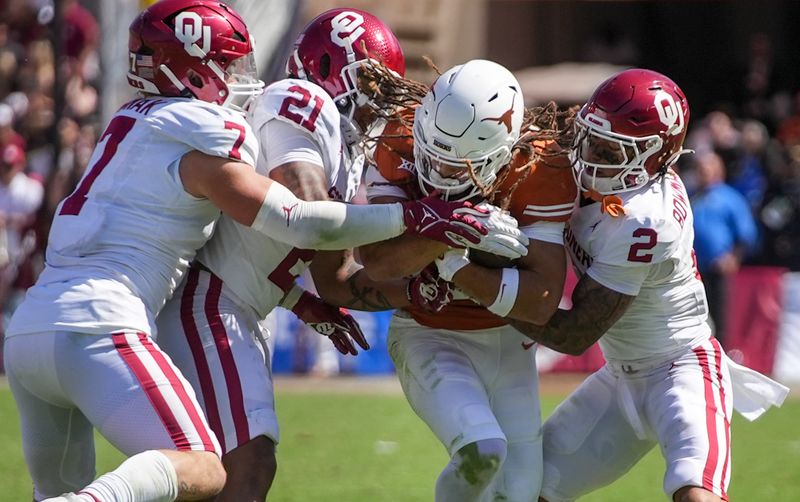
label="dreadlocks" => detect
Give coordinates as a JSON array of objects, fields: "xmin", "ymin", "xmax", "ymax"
[
  {"xmin": 482, "ymin": 102, "xmax": 579, "ymax": 209},
  {"xmin": 355, "ymin": 56, "xmax": 430, "ymax": 158},
  {"xmin": 358, "ymin": 60, "xmax": 427, "ymax": 122}
]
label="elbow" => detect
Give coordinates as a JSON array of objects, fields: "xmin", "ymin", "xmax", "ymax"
[
  {"xmin": 561, "ymin": 331, "xmax": 602, "ymax": 357},
  {"xmin": 519, "ymin": 300, "xmax": 560, "ymax": 328},
  {"xmin": 529, "ymin": 309, "xmax": 556, "ymax": 328}
]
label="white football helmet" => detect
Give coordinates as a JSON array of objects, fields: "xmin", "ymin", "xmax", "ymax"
[{"xmin": 413, "ymin": 59, "xmax": 524, "ymax": 201}]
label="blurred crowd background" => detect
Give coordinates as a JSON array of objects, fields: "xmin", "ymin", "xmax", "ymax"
[{"xmin": 1, "ymin": 0, "xmax": 799, "ymax": 379}]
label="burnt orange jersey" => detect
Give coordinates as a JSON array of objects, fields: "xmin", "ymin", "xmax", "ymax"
[{"xmin": 369, "ymin": 126, "xmax": 577, "ymax": 330}]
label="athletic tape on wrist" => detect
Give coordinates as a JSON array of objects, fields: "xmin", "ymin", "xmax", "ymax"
[
  {"xmin": 487, "ymin": 268, "xmax": 519, "ymax": 317},
  {"xmin": 280, "ymin": 283, "xmax": 304, "ymax": 312}
]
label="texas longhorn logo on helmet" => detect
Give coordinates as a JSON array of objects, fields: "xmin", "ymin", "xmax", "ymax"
[{"xmin": 481, "ymin": 94, "xmax": 517, "ymax": 134}]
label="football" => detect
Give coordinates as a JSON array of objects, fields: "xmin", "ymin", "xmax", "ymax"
[{"xmin": 468, "ymin": 248, "xmax": 519, "ymax": 269}]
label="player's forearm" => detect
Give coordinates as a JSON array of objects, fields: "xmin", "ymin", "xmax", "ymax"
[
  {"xmin": 310, "ymin": 251, "xmax": 409, "ymax": 311},
  {"xmin": 252, "ymin": 182, "xmax": 406, "ymax": 250},
  {"xmin": 453, "ymin": 265, "xmax": 560, "ymax": 325},
  {"xmin": 509, "ymin": 276, "xmax": 633, "ymax": 355},
  {"xmin": 450, "ymin": 263, "xmax": 501, "ymax": 309},
  {"xmin": 507, "ymin": 310, "xmax": 602, "ymax": 356},
  {"xmin": 358, "ymin": 234, "xmax": 448, "ymax": 281},
  {"xmin": 336, "ymin": 269, "xmax": 409, "ymax": 311},
  {"xmin": 185, "ymin": 153, "xmax": 406, "ymax": 248}
]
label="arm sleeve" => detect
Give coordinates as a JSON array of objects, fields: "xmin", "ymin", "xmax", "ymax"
[{"xmin": 251, "ymin": 181, "xmax": 406, "ymax": 250}]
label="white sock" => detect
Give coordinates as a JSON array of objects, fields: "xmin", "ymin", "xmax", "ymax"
[{"xmin": 76, "ymin": 450, "xmax": 178, "ymax": 502}]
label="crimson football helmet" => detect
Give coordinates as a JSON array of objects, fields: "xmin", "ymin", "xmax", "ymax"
[
  {"xmin": 571, "ymin": 68, "xmax": 691, "ymax": 194},
  {"xmin": 127, "ymin": 0, "xmax": 264, "ymax": 110},
  {"xmin": 286, "ymin": 8, "xmax": 405, "ymax": 138}
]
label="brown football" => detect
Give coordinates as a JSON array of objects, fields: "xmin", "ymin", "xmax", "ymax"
[{"xmin": 468, "ymin": 248, "xmax": 518, "ymax": 269}]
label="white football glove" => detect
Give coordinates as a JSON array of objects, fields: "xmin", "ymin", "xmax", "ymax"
[
  {"xmin": 465, "ymin": 202, "xmax": 529, "ymax": 260},
  {"xmin": 435, "ymin": 248, "xmax": 471, "ymax": 282}
]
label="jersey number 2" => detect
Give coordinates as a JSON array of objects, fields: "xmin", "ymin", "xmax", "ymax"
[
  {"xmin": 627, "ymin": 228, "xmax": 657, "ymax": 263},
  {"xmin": 278, "ymin": 85, "xmax": 324, "ymax": 133},
  {"xmin": 60, "ymin": 116, "xmax": 136, "ymax": 216}
]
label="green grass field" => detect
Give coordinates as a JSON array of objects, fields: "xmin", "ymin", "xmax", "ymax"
[{"xmin": 0, "ymin": 382, "xmax": 797, "ymax": 501}]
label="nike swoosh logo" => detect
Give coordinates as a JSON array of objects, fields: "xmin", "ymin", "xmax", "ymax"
[{"xmin": 521, "ymin": 341, "xmax": 535, "ymax": 351}]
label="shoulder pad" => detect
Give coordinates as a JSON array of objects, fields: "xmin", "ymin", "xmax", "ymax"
[
  {"xmin": 148, "ymin": 99, "xmax": 257, "ymax": 166},
  {"xmin": 494, "ymin": 140, "xmax": 577, "ymax": 225},
  {"xmin": 250, "ymin": 79, "xmax": 342, "ymax": 152},
  {"xmin": 593, "ymin": 206, "xmax": 678, "ymax": 267}
]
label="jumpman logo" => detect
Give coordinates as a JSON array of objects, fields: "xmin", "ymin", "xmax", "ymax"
[
  {"xmin": 282, "ymin": 203, "xmax": 298, "ymax": 226},
  {"xmin": 481, "ymin": 94, "xmax": 516, "ymax": 133}
]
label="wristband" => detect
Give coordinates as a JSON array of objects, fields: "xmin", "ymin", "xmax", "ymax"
[{"xmin": 487, "ymin": 268, "xmax": 519, "ymax": 317}]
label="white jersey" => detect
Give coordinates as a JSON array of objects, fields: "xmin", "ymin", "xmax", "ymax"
[
  {"xmin": 7, "ymin": 97, "xmax": 257, "ymax": 337},
  {"xmin": 564, "ymin": 170, "xmax": 709, "ymax": 362},
  {"xmin": 196, "ymin": 79, "xmax": 363, "ymax": 318}
]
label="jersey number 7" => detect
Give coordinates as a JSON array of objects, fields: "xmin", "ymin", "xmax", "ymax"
[
  {"xmin": 60, "ymin": 116, "xmax": 136, "ymax": 216},
  {"xmin": 59, "ymin": 116, "xmax": 247, "ymax": 216}
]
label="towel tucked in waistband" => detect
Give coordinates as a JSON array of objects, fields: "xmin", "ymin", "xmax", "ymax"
[{"xmin": 727, "ymin": 356, "xmax": 790, "ymax": 421}]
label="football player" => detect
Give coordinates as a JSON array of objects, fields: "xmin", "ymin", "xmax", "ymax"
[
  {"xmin": 507, "ymin": 69, "xmax": 789, "ymax": 502},
  {"xmin": 358, "ymin": 59, "xmax": 578, "ymax": 501},
  {"xmin": 2, "ymin": 2, "xmax": 517, "ymax": 501},
  {"xmin": 154, "ymin": 9, "xmax": 529, "ymax": 501}
]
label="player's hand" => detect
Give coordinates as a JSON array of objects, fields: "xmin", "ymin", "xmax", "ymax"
[
  {"xmin": 466, "ymin": 202, "xmax": 529, "ymax": 259},
  {"xmin": 435, "ymin": 248, "xmax": 471, "ymax": 282},
  {"xmin": 406, "ymin": 265, "xmax": 454, "ymax": 313},
  {"xmin": 401, "ymin": 195, "xmax": 489, "ymax": 248},
  {"xmin": 292, "ymin": 292, "xmax": 369, "ymax": 355}
]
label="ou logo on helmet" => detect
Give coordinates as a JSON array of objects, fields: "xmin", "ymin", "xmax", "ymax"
[
  {"xmin": 174, "ymin": 12, "xmax": 211, "ymax": 58},
  {"xmin": 330, "ymin": 11, "xmax": 365, "ymax": 51},
  {"xmin": 654, "ymin": 90, "xmax": 685, "ymax": 137}
]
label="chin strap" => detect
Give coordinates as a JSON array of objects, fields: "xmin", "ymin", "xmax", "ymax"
[{"xmin": 585, "ymin": 189, "xmax": 626, "ymax": 218}]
